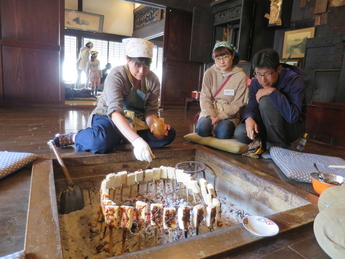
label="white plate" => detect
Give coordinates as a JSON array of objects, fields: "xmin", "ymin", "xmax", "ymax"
[{"xmin": 242, "ymin": 216, "xmax": 279, "ymax": 237}]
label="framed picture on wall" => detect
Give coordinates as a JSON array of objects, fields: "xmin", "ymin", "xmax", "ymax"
[
  {"xmin": 280, "ymin": 59, "xmax": 301, "ymax": 68},
  {"xmin": 65, "ymin": 9, "xmax": 104, "ymax": 33},
  {"xmin": 282, "ymin": 27, "xmax": 315, "ymax": 59}
]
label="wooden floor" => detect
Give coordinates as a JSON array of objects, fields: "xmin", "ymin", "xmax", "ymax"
[{"xmin": 1, "ymin": 99, "xmax": 343, "ymax": 258}]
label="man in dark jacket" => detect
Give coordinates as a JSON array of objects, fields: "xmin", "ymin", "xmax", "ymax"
[{"xmin": 234, "ymin": 48, "xmax": 306, "ymax": 157}]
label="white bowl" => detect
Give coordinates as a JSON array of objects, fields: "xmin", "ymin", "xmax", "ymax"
[{"xmin": 242, "ymin": 216, "xmax": 279, "ymax": 237}]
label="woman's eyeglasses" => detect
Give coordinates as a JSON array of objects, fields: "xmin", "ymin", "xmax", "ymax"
[{"xmin": 214, "ymin": 55, "xmax": 230, "ymax": 62}]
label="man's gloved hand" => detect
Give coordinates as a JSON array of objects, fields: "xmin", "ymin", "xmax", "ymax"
[{"xmin": 131, "ymin": 137, "xmax": 154, "ymax": 162}]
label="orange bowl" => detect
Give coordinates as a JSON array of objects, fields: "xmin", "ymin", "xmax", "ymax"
[{"xmin": 310, "ymin": 172, "xmax": 345, "ymax": 195}]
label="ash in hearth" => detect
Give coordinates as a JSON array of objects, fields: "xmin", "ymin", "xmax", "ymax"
[{"xmin": 59, "ymin": 166, "xmax": 250, "ymax": 258}]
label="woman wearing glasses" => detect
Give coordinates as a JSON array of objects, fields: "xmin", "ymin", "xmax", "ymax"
[
  {"xmin": 196, "ymin": 41, "xmax": 247, "ymax": 139},
  {"xmin": 53, "ymin": 38, "xmax": 176, "ymax": 162},
  {"xmin": 234, "ymin": 48, "xmax": 306, "ymax": 158}
]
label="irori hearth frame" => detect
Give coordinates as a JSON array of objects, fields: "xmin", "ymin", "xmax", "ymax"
[{"xmin": 24, "ymin": 146, "xmax": 319, "ymax": 259}]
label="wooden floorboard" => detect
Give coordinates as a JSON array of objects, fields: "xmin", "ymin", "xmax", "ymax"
[{"xmin": 0, "ymin": 101, "xmax": 340, "ymax": 258}]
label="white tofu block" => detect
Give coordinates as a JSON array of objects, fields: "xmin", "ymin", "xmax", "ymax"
[
  {"xmin": 182, "ymin": 174, "xmax": 193, "ymax": 188},
  {"xmin": 100, "ymin": 179, "xmax": 107, "ymax": 192},
  {"xmin": 106, "ymin": 173, "xmax": 116, "ymax": 188},
  {"xmin": 163, "ymin": 207, "xmax": 177, "ymax": 229},
  {"xmin": 190, "ymin": 180, "xmax": 201, "ymax": 194},
  {"xmin": 206, "ymin": 193, "xmax": 213, "ymax": 206},
  {"xmin": 178, "ymin": 206, "xmax": 191, "ymax": 230},
  {"xmin": 120, "ymin": 205, "xmax": 134, "ymax": 229},
  {"xmin": 192, "ymin": 204, "xmax": 205, "ymax": 228},
  {"xmin": 118, "ymin": 171, "xmax": 128, "ymax": 185},
  {"xmin": 205, "ymin": 204, "xmax": 217, "ymax": 227},
  {"xmin": 101, "ymin": 199, "xmax": 115, "ymax": 214},
  {"xmin": 100, "ymin": 188, "xmax": 110, "ymax": 200},
  {"xmin": 127, "ymin": 172, "xmax": 136, "ymax": 186},
  {"xmin": 103, "ymin": 178, "xmax": 112, "ymax": 190},
  {"xmin": 104, "ymin": 205, "xmax": 120, "ymax": 228},
  {"xmin": 199, "ymin": 178, "xmax": 209, "ymax": 204},
  {"xmin": 150, "ymin": 204, "xmax": 163, "ymax": 227},
  {"xmin": 152, "ymin": 167, "xmax": 161, "ymax": 181},
  {"xmin": 212, "ymin": 198, "xmax": 221, "ymax": 220},
  {"xmin": 167, "ymin": 166, "xmax": 176, "ymax": 180},
  {"xmin": 135, "ymin": 169, "xmax": 144, "ymax": 183},
  {"xmin": 113, "ymin": 174, "xmax": 122, "ymax": 188},
  {"xmin": 136, "ymin": 201, "xmax": 148, "ymax": 225},
  {"xmin": 144, "ymin": 169, "xmax": 153, "ymax": 182},
  {"xmin": 175, "ymin": 169, "xmax": 184, "ymax": 183},
  {"xmin": 160, "ymin": 166, "xmax": 168, "ymax": 179},
  {"xmin": 207, "ymin": 183, "xmax": 216, "ymax": 198},
  {"xmin": 199, "ymin": 178, "xmax": 208, "ymax": 193}
]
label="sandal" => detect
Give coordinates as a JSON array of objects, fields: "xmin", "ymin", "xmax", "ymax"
[
  {"xmin": 242, "ymin": 138, "xmax": 264, "ymax": 158},
  {"xmin": 53, "ymin": 132, "xmax": 75, "ymax": 148}
]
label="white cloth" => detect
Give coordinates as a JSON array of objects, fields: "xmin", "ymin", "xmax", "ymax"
[
  {"xmin": 76, "ymin": 46, "xmax": 90, "ymax": 72},
  {"xmin": 123, "ymin": 38, "xmax": 153, "ymax": 58}
]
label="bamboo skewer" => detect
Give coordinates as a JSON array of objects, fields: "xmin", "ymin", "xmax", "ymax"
[
  {"xmin": 168, "ymin": 228, "xmax": 173, "ymax": 243},
  {"xmin": 172, "ymin": 181, "xmax": 175, "ymax": 198},
  {"xmin": 179, "ymin": 182, "xmax": 183, "ymax": 199},
  {"xmin": 121, "ymin": 228, "xmax": 126, "ymax": 254},
  {"xmin": 154, "ymin": 226, "xmax": 158, "ymax": 245},
  {"xmin": 163, "ymin": 179, "xmax": 166, "ymax": 195},
  {"xmin": 192, "ymin": 192, "xmax": 197, "ymax": 204},
  {"xmin": 109, "ymin": 227, "xmax": 113, "ymax": 256},
  {"xmin": 102, "ymin": 226, "xmax": 107, "ymax": 239},
  {"xmin": 137, "ymin": 184, "xmax": 140, "ymax": 197},
  {"xmin": 329, "ymin": 165, "xmax": 345, "ymax": 168},
  {"xmin": 112, "ymin": 188, "xmax": 116, "ymax": 200},
  {"xmin": 138, "ymin": 226, "xmax": 142, "ymax": 250}
]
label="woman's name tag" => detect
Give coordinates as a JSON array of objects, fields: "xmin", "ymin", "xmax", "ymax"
[{"xmin": 224, "ymin": 89, "xmax": 235, "ymax": 96}]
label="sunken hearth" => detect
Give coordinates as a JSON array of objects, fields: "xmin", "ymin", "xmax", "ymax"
[{"xmin": 25, "ymin": 146, "xmax": 319, "ymax": 259}]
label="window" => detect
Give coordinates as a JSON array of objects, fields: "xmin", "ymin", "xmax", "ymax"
[
  {"xmin": 83, "ymin": 38, "xmax": 109, "ymax": 70},
  {"xmin": 63, "ymin": 35, "xmax": 77, "ymax": 84},
  {"xmin": 151, "ymin": 45, "xmax": 163, "ymax": 84},
  {"xmin": 63, "ymin": 36, "xmax": 163, "ymax": 85},
  {"xmin": 108, "ymin": 41, "xmax": 127, "ymax": 67}
]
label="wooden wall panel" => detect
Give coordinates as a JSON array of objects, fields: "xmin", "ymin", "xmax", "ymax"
[
  {"xmin": 164, "ymin": 8, "xmax": 192, "ymax": 61},
  {"xmin": 306, "ymin": 101, "xmax": 345, "ymax": 149},
  {"xmin": 2, "ymin": 46, "xmax": 61, "ymax": 103},
  {"xmin": 1, "ymin": 0, "xmax": 60, "ymax": 44},
  {"xmin": 0, "ymin": 0, "xmax": 63, "ymax": 106},
  {"xmin": 161, "ymin": 8, "xmax": 204, "ymax": 108},
  {"xmin": 162, "ymin": 60, "xmax": 203, "ymax": 108},
  {"xmin": 190, "ymin": 6, "xmax": 213, "ymax": 63}
]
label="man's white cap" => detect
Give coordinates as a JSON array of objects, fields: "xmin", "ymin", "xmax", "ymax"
[{"xmin": 123, "ymin": 38, "xmax": 154, "ymax": 59}]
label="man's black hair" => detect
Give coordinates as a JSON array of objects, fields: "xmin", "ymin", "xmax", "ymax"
[{"xmin": 251, "ymin": 48, "xmax": 280, "ymax": 70}]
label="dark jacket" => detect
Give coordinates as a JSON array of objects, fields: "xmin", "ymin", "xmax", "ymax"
[{"xmin": 243, "ymin": 64, "xmax": 306, "ymax": 124}]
